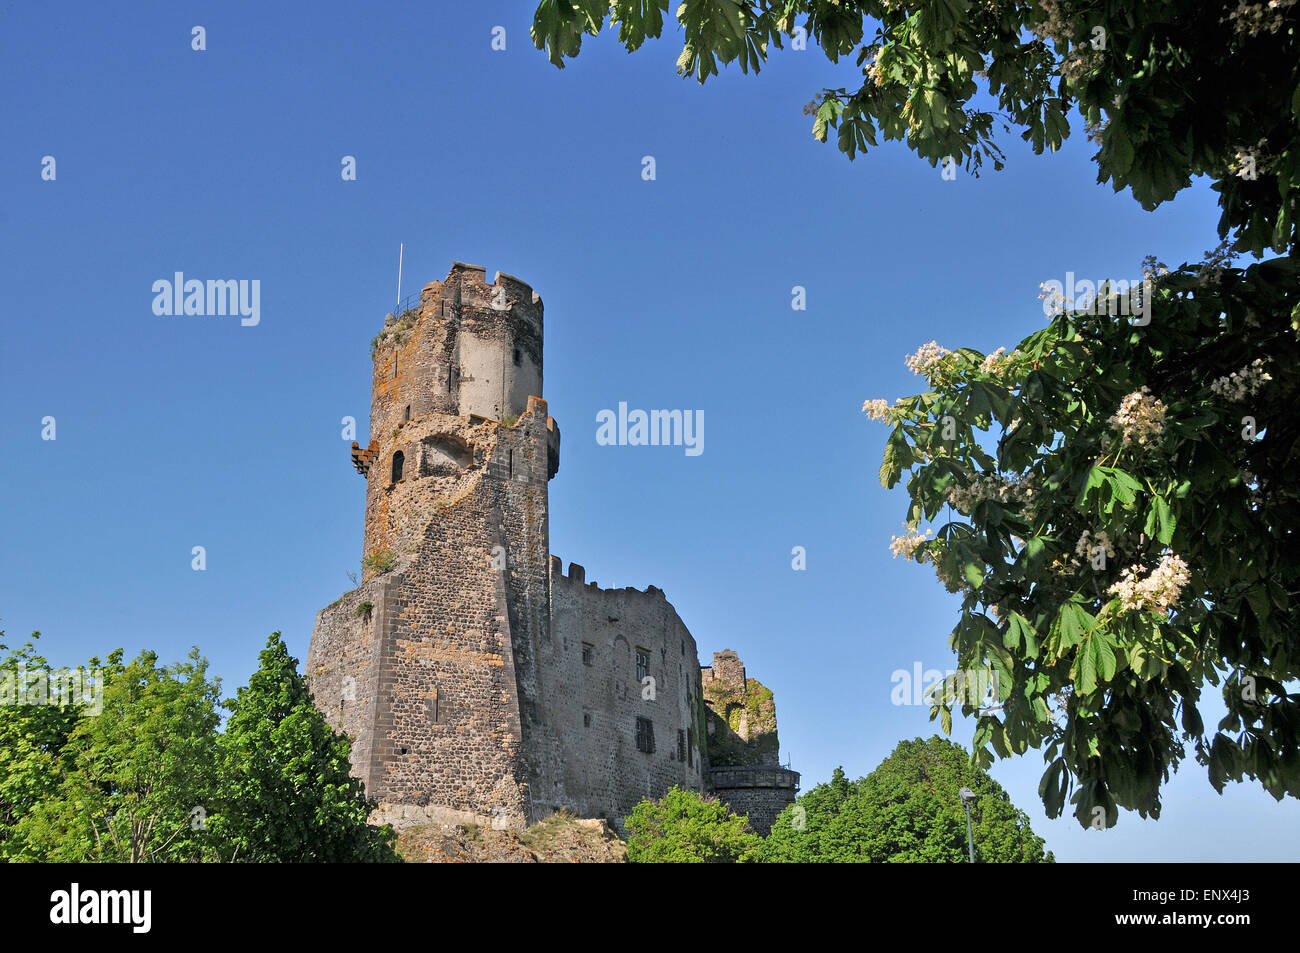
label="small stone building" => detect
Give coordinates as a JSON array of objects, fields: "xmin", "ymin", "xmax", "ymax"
[{"xmin": 307, "ymin": 263, "xmax": 797, "ymax": 833}]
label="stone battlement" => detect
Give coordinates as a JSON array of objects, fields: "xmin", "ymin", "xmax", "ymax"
[{"xmin": 548, "ymin": 557, "xmax": 667, "ymax": 600}]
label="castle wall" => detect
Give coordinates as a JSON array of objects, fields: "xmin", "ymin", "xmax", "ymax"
[
  {"xmin": 544, "ymin": 564, "xmax": 707, "ymax": 824},
  {"xmin": 708, "ymin": 766, "xmax": 800, "ymax": 836},
  {"xmin": 305, "ymin": 576, "xmax": 391, "ymax": 794},
  {"xmin": 309, "ymin": 262, "xmax": 794, "ymax": 838}
]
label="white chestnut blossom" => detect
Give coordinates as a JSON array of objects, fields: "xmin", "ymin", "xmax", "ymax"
[
  {"xmin": 1107, "ymin": 553, "xmax": 1191, "ymax": 615},
  {"xmin": 1039, "ymin": 281, "xmax": 1069, "ymax": 316},
  {"xmin": 862, "ymin": 398, "xmax": 900, "ymax": 423},
  {"xmin": 1209, "ymin": 358, "xmax": 1271, "ymax": 401},
  {"xmin": 889, "ymin": 525, "xmax": 933, "ymax": 560},
  {"xmin": 947, "ymin": 472, "xmax": 1039, "ymax": 513},
  {"xmin": 1108, "ymin": 387, "xmax": 1167, "ymax": 447},
  {"xmin": 1075, "ymin": 529, "xmax": 1115, "ymax": 559},
  {"xmin": 979, "ymin": 347, "xmax": 1010, "ymax": 375},
  {"xmin": 904, "ymin": 341, "xmax": 952, "ymax": 378}
]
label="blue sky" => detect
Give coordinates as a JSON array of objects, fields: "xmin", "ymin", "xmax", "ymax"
[{"xmin": 2, "ymin": 1, "xmax": 1294, "ymax": 861}]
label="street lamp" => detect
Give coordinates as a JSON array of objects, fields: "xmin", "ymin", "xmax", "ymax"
[{"xmin": 959, "ymin": 786, "xmax": 977, "ymax": 863}]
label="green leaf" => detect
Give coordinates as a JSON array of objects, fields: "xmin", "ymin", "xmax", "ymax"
[
  {"xmin": 1039, "ymin": 758, "xmax": 1067, "ymax": 817},
  {"xmin": 1144, "ymin": 494, "xmax": 1174, "ymax": 545},
  {"xmin": 1005, "ymin": 611, "xmax": 1040, "ymax": 658},
  {"xmin": 1093, "ymin": 634, "xmax": 1117, "ymax": 683},
  {"xmin": 1245, "ymin": 585, "xmax": 1270, "ymax": 623},
  {"xmin": 879, "ymin": 427, "xmax": 913, "ymax": 488},
  {"xmin": 1077, "ymin": 640, "xmax": 1097, "ymax": 694},
  {"xmin": 1107, "ymin": 124, "xmax": 1135, "ymax": 176}
]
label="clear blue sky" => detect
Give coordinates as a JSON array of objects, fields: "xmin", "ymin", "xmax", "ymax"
[{"xmin": 2, "ymin": 1, "xmax": 1294, "ymax": 861}]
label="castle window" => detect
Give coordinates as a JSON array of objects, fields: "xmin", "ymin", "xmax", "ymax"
[
  {"xmin": 403, "ymin": 405, "xmax": 411, "ymax": 423},
  {"xmin": 687, "ymin": 728, "xmax": 694, "ymax": 767},
  {"xmin": 677, "ymin": 729, "xmax": 686, "ymax": 762},
  {"xmin": 513, "ymin": 347, "xmax": 521, "ymax": 366},
  {"xmin": 635, "ymin": 648, "xmax": 650, "ymax": 682},
  {"xmin": 391, "ymin": 450, "xmax": 404, "ymax": 483},
  {"xmin": 583, "ymin": 712, "xmax": 591, "ymax": 728},
  {"xmin": 635, "ymin": 716, "xmax": 655, "ymax": 754},
  {"xmin": 582, "ymin": 642, "xmax": 594, "ymax": 666}
]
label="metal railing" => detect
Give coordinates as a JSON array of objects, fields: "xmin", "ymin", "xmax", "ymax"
[{"xmin": 389, "ymin": 290, "xmax": 424, "ymax": 317}]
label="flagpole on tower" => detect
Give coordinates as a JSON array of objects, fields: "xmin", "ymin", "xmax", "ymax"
[{"xmin": 396, "ymin": 243, "xmax": 404, "ymax": 309}]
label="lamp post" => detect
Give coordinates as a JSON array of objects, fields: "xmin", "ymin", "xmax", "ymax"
[{"xmin": 959, "ymin": 786, "xmax": 977, "ymax": 863}]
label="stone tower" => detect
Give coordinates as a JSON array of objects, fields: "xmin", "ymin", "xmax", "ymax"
[
  {"xmin": 701, "ymin": 650, "xmax": 800, "ymax": 835},
  {"xmin": 307, "ymin": 262, "xmax": 560, "ymax": 829},
  {"xmin": 307, "ymin": 261, "xmax": 790, "ymax": 833}
]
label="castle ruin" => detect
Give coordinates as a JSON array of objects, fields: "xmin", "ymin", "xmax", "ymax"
[{"xmin": 306, "ymin": 262, "xmax": 797, "ymax": 834}]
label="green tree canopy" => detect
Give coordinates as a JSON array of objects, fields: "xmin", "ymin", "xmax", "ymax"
[
  {"xmin": 871, "ymin": 253, "xmax": 1300, "ymax": 827},
  {"xmin": 762, "ymin": 736, "xmax": 1054, "ymax": 861},
  {"xmin": 625, "ymin": 785, "xmax": 762, "ymax": 862},
  {"xmin": 0, "ymin": 633, "xmax": 122, "ymax": 860},
  {"xmin": 206, "ymin": 632, "xmax": 399, "ymax": 862},
  {"xmin": 531, "ymin": 0, "xmax": 1299, "ymax": 256},
  {"xmin": 0, "ymin": 632, "xmax": 399, "ymax": 862},
  {"xmin": 12, "ymin": 646, "xmax": 220, "ymax": 862}
]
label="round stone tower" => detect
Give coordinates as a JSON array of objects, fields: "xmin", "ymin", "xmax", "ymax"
[
  {"xmin": 357, "ymin": 262, "xmax": 557, "ymax": 564},
  {"xmin": 368, "ymin": 261, "xmax": 543, "ymax": 442}
]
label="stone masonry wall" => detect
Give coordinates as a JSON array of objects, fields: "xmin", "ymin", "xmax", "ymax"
[
  {"xmin": 356, "ymin": 400, "xmax": 553, "ymax": 829},
  {"xmin": 543, "ymin": 563, "xmax": 706, "ymax": 824},
  {"xmin": 707, "ymin": 766, "xmax": 800, "ymax": 836},
  {"xmin": 305, "ymin": 575, "xmax": 391, "ymax": 795}
]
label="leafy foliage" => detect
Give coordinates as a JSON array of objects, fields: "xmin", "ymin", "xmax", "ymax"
[
  {"xmin": 0, "ymin": 632, "xmax": 398, "ymax": 862},
  {"xmin": 531, "ymin": 0, "xmax": 1300, "ymax": 256},
  {"xmin": 0, "ymin": 633, "xmax": 120, "ymax": 860},
  {"xmin": 762, "ymin": 737, "xmax": 1053, "ymax": 862},
  {"xmin": 625, "ymin": 785, "xmax": 761, "ymax": 862},
  {"xmin": 206, "ymin": 633, "xmax": 399, "ymax": 862},
  {"xmin": 872, "ymin": 254, "xmax": 1300, "ymax": 826},
  {"xmin": 12, "ymin": 647, "xmax": 221, "ymax": 862}
]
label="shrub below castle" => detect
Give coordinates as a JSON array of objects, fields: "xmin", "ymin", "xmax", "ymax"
[{"xmin": 626, "ymin": 736, "xmax": 1054, "ymax": 863}]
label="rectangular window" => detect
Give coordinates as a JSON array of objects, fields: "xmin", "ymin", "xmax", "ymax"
[
  {"xmin": 687, "ymin": 728, "xmax": 694, "ymax": 767},
  {"xmin": 636, "ymin": 648, "xmax": 650, "ymax": 682},
  {"xmin": 582, "ymin": 642, "xmax": 594, "ymax": 666},
  {"xmin": 677, "ymin": 729, "xmax": 686, "ymax": 762},
  {"xmin": 583, "ymin": 711, "xmax": 591, "ymax": 728},
  {"xmin": 635, "ymin": 716, "xmax": 655, "ymax": 754}
]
